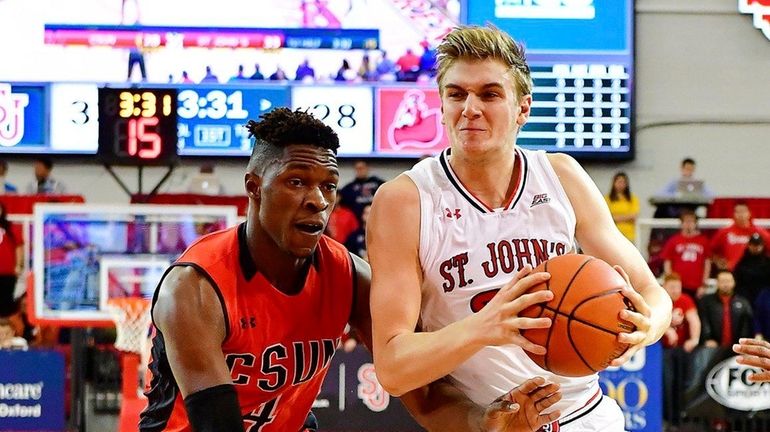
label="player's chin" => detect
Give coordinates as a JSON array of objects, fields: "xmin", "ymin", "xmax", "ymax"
[{"xmin": 286, "ymin": 238, "xmax": 321, "ymax": 258}]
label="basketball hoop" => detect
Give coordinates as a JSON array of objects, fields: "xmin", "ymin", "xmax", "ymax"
[{"xmin": 107, "ymin": 297, "xmax": 151, "ymax": 355}]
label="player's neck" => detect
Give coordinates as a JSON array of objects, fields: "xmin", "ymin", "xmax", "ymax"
[
  {"xmin": 448, "ymin": 146, "xmax": 519, "ymax": 209},
  {"xmin": 246, "ymin": 226, "xmax": 311, "ymax": 294}
]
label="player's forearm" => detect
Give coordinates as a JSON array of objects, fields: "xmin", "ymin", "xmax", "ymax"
[{"xmin": 375, "ymin": 320, "xmax": 483, "ymax": 396}]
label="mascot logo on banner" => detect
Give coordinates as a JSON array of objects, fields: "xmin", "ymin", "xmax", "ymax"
[
  {"xmin": 738, "ymin": 0, "xmax": 770, "ymax": 40},
  {"xmin": 0, "ymin": 83, "xmax": 29, "ymax": 147},
  {"xmin": 706, "ymin": 356, "xmax": 770, "ymax": 411}
]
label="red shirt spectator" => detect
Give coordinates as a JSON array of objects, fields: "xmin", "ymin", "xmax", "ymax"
[
  {"xmin": 0, "ymin": 223, "xmax": 22, "ymax": 275},
  {"xmin": 662, "ymin": 211, "xmax": 711, "ymax": 296},
  {"xmin": 326, "ymin": 195, "xmax": 359, "ymax": 244},
  {"xmin": 396, "ymin": 49, "xmax": 420, "ymax": 73},
  {"xmin": 710, "ymin": 203, "xmax": 770, "ymax": 271},
  {"xmin": 662, "ymin": 273, "xmax": 701, "ymax": 352}
]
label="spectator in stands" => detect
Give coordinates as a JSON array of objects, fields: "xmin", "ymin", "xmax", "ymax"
[
  {"xmin": 657, "ymin": 157, "xmax": 714, "ymax": 198},
  {"xmin": 8, "ymin": 295, "xmax": 40, "ymax": 346},
  {"xmin": 180, "ymin": 71, "xmax": 194, "ymax": 84},
  {"xmin": 0, "ymin": 202, "xmax": 22, "ymax": 317},
  {"xmin": 662, "ymin": 210, "xmax": 712, "ymax": 298},
  {"xmin": 326, "ymin": 192, "xmax": 358, "ymax": 244},
  {"xmin": 710, "ymin": 202, "xmax": 770, "ymax": 271},
  {"xmin": 733, "ymin": 233, "xmax": 770, "ymax": 307},
  {"xmin": 339, "ymin": 160, "xmax": 384, "ymax": 221},
  {"xmin": 25, "ymin": 158, "xmax": 67, "ymax": 195},
  {"xmin": 0, "ymin": 161, "xmax": 17, "ymax": 194},
  {"xmin": 419, "ymin": 40, "xmax": 437, "ymax": 76},
  {"xmin": 734, "ymin": 234, "xmax": 770, "ymax": 339},
  {"xmin": 357, "ymin": 54, "xmax": 377, "ymax": 81},
  {"xmin": 662, "ymin": 273, "xmax": 701, "ymax": 352},
  {"xmin": 0, "ymin": 318, "xmax": 27, "ymax": 350},
  {"xmin": 228, "ymin": 65, "xmax": 247, "ymax": 83},
  {"xmin": 250, "ymin": 63, "xmax": 265, "ymax": 80},
  {"xmin": 334, "ymin": 59, "xmax": 355, "ymax": 82},
  {"xmin": 605, "ymin": 172, "xmax": 639, "ymax": 242},
  {"xmin": 699, "ymin": 269, "xmax": 755, "ymax": 348},
  {"xmin": 396, "ymin": 48, "xmax": 421, "ymax": 81},
  {"xmin": 345, "ymin": 204, "xmax": 369, "ymax": 260},
  {"xmin": 661, "ymin": 272, "xmax": 700, "ymax": 427},
  {"xmin": 186, "ymin": 164, "xmax": 225, "ymax": 196},
  {"xmin": 295, "ymin": 58, "xmax": 316, "ymax": 81},
  {"xmin": 269, "ymin": 65, "xmax": 289, "ymax": 81},
  {"xmin": 376, "ymin": 50, "xmax": 397, "ymax": 80},
  {"xmin": 200, "ymin": 66, "xmax": 219, "ymax": 83},
  {"xmin": 647, "ymin": 237, "xmax": 666, "ymax": 277}
]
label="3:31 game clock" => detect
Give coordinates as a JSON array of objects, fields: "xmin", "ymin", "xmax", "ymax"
[{"xmin": 97, "ymin": 88, "xmax": 178, "ymax": 165}]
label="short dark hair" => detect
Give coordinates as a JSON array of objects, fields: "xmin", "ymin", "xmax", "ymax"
[
  {"xmin": 679, "ymin": 209, "xmax": 697, "ymax": 221},
  {"xmin": 245, "ymin": 108, "xmax": 339, "ymax": 173},
  {"xmin": 716, "ymin": 269, "xmax": 733, "ymax": 278},
  {"xmin": 35, "ymin": 157, "xmax": 53, "ymax": 170},
  {"xmin": 681, "ymin": 158, "xmax": 695, "ymax": 167}
]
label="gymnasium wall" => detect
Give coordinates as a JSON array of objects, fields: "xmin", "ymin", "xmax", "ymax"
[{"xmin": 4, "ymin": 0, "xmax": 769, "ymax": 219}]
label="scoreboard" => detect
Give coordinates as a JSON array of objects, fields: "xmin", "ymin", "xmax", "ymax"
[{"xmin": 0, "ymin": 72, "xmax": 632, "ymax": 161}]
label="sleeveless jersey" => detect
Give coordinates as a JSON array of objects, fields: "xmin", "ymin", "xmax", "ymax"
[
  {"xmin": 404, "ymin": 147, "xmax": 600, "ymax": 417},
  {"xmin": 140, "ymin": 223, "xmax": 354, "ymax": 432}
]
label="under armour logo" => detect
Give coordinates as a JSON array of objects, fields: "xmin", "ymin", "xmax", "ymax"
[
  {"xmin": 445, "ymin": 208, "xmax": 462, "ymax": 219},
  {"xmin": 531, "ymin": 193, "xmax": 551, "ymax": 207},
  {"xmin": 240, "ymin": 317, "xmax": 257, "ymax": 329}
]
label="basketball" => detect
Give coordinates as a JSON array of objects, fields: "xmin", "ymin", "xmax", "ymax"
[{"xmin": 520, "ymin": 254, "xmax": 635, "ymax": 377}]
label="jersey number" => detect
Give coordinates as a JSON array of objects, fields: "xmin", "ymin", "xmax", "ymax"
[{"xmin": 243, "ymin": 397, "xmax": 279, "ymax": 432}]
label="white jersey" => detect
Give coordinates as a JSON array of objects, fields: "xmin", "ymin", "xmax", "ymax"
[{"xmin": 404, "ymin": 147, "xmax": 600, "ymax": 417}]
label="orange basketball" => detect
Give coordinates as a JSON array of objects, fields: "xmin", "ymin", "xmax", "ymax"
[{"xmin": 520, "ymin": 254, "xmax": 635, "ymax": 377}]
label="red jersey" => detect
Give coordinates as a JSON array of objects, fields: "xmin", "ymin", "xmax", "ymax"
[
  {"xmin": 710, "ymin": 224, "xmax": 770, "ymax": 270},
  {"xmin": 664, "ymin": 293, "xmax": 697, "ymax": 349},
  {"xmin": 0, "ymin": 224, "xmax": 22, "ymax": 275},
  {"xmin": 661, "ymin": 233, "xmax": 710, "ymax": 292},
  {"xmin": 140, "ymin": 224, "xmax": 354, "ymax": 432}
]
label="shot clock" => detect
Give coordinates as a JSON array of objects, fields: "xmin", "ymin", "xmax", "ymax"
[{"xmin": 97, "ymin": 88, "xmax": 178, "ymax": 165}]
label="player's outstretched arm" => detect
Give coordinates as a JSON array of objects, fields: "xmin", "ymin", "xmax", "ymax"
[
  {"xmin": 153, "ymin": 266, "xmax": 245, "ymax": 431},
  {"xmin": 733, "ymin": 338, "xmax": 770, "ymax": 382},
  {"xmin": 348, "ymin": 254, "xmax": 561, "ymax": 432},
  {"xmin": 548, "ymin": 153, "xmax": 672, "ymax": 366},
  {"xmin": 366, "ymin": 176, "xmax": 553, "ymax": 397}
]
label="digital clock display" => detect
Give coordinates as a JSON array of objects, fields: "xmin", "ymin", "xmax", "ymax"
[
  {"xmin": 97, "ymin": 88, "xmax": 178, "ymax": 165},
  {"xmin": 176, "ymin": 85, "xmax": 290, "ymax": 156}
]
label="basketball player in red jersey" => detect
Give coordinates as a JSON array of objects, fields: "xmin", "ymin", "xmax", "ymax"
[
  {"xmin": 367, "ymin": 26, "xmax": 672, "ymax": 431},
  {"xmin": 139, "ymin": 108, "xmax": 562, "ymax": 432}
]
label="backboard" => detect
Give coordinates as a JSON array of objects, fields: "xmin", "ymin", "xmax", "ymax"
[{"xmin": 32, "ymin": 203, "xmax": 238, "ymax": 326}]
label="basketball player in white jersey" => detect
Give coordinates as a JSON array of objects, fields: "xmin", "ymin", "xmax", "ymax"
[{"xmin": 367, "ymin": 26, "xmax": 672, "ymax": 431}]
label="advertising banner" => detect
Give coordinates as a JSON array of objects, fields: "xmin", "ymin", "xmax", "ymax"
[{"xmin": 0, "ymin": 350, "xmax": 65, "ymax": 431}]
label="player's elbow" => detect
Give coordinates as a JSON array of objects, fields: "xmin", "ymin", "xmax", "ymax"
[
  {"xmin": 373, "ymin": 362, "xmax": 408, "ymax": 396},
  {"xmin": 378, "ymin": 376, "xmax": 408, "ymax": 397}
]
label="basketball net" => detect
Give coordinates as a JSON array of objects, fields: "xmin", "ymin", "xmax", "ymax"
[
  {"xmin": 107, "ymin": 296, "xmax": 151, "ymax": 421},
  {"xmin": 107, "ymin": 297, "xmax": 152, "ymax": 355}
]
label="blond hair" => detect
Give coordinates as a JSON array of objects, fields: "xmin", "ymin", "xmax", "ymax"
[{"xmin": 436, "ymin": 25, "xmax": 533, "ymax": 99}]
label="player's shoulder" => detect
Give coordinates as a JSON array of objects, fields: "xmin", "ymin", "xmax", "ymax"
[
  {"xmin": 545, "ymin": 151, "xmax": 580, "ymax": 173},
  {"xmin": 154, "ymin": 265, "xmax": 220, "ymax": 327},
  {"xmin": 372, "ymin": 174, "xmax": 419, "ymax": 208}
]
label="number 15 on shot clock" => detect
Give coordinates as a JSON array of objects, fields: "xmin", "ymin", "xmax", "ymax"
[
  {"xmin": 291, "ymin": 86, "xmax": 373, "ymax": 156},
  {"xmin": 97, "ymin": 87, "xmax": 178, "ymax": 165}
]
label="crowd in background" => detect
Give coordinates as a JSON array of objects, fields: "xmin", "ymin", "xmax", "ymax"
[{"xmin": 163, "ymin": 45, "xmax": 438, "ymax": 85}]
